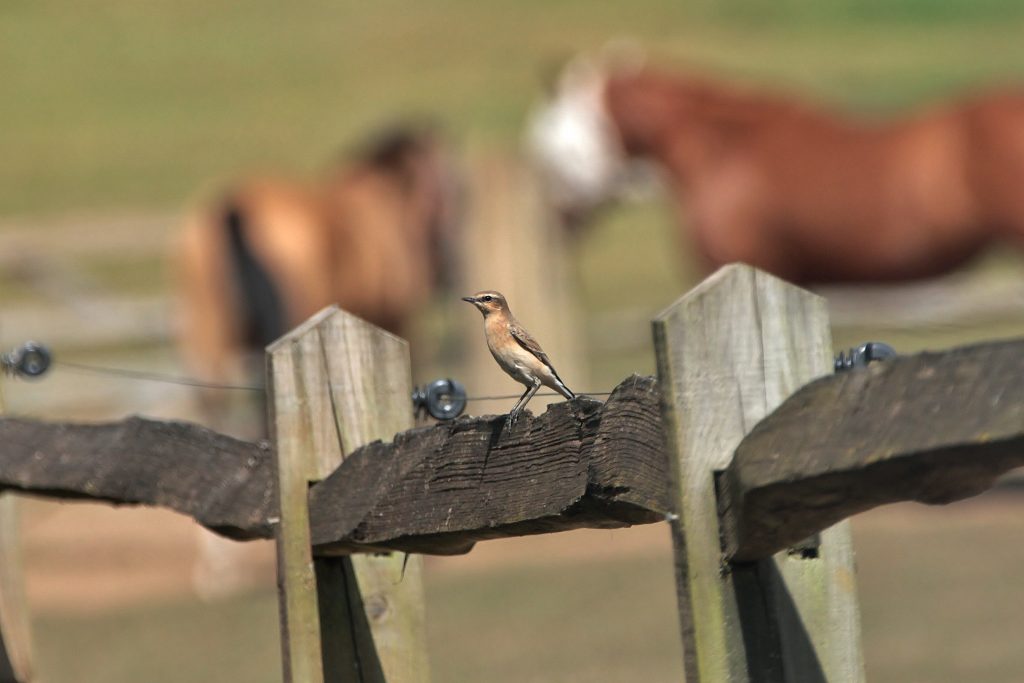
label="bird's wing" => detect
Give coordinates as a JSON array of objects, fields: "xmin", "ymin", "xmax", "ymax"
[
  {"xmin": 510, "ymin": 318, "xmax": 575, "ymax": 399},
  {"xmin": 508, "ymin": 320, "xmax": 554, "ymax": 369}
]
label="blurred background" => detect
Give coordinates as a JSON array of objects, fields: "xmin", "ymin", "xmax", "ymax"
[{"xmin": 2, "ymin": 0, "xmax": 1024, "ymax": 681}]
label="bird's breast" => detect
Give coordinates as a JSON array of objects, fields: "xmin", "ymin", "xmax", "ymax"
[{"xmin": 484, "ymin": 319, "xmax": 539, "ymax": 382}]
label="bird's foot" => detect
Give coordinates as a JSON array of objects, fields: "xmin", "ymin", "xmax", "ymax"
[{"xmin": 504, "ymin": 410, "xmax": 519, "ymax": 430}]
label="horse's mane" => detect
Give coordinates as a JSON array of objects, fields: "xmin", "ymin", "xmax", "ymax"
[
  {"xmin": 685, "ymin": 76, "xmax": 806, "ymax": 116},
  {"xmin": 345, "ymin": 121, "xmax": 437, "ymax": 172},
  {"xmin": 615, "ymin": 67, "xmax": 849, "ymax": 132}
]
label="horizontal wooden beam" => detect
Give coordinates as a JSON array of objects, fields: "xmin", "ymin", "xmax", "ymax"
[
  {"xmin": 308, "ymin": 375, "xmax": 672, "ymax": 555},
  {"xmin": 0, "ymin": 416, "xmax": 275, "ymax": 540},
  {"xmin": 1, "ymin": 337, "xmax": 1020, "ymax": 560},
  {"xmin": 720, "ymin": 337, "xmax": 1024, "ymax": 562},
  {"xmin": 0, "ymin": 375, "xmax": 673, "ymax": 555}
]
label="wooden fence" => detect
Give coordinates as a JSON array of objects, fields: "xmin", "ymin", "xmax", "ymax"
[{"xmin": 0, "ymin": 263, "xmax": 1022, "ymax": 682}]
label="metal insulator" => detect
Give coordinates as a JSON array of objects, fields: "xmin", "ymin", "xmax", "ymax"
[
  {"xmin": 834, "ymin": 341, "xmax": 896, "ymax": 373},
  {"xmin": 411, "ymin": 378, "xmax": 467, "ymax": 421},
  {"xmin": 1, "ymin": 341, "xmax": 52, "ymax": 379}
]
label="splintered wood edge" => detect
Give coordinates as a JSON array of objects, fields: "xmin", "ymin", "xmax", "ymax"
[{"xmin": 307, "ymin": 375, "xmax": 671, "ymax": 556}]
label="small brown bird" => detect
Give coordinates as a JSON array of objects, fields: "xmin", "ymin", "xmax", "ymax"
[{"xmin": 462, "ymin": 290, "xmax": 575, "ymax": 425}]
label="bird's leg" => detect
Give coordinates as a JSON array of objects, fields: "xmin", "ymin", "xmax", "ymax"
[
  {"xmin": 506, "ymin": 379, "xmax": 541, "ymax": 428},
  {"xmin": 506, "ymin": 386, "xmax": 532, "ymax": 428}
]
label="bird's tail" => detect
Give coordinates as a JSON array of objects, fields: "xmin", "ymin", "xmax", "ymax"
[{"xmin": 550, "ymin": 373, "xmax": 575, "ymax": 401}]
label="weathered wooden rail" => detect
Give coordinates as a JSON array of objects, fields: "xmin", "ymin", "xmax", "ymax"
[
  {"xmin": 0, "ymin": 264, "xmax": 1021, "ymax": 682},
  {"xmin": 0, "ymin": 417, "xmax": 275, "ymax": 540},
  {"xmin": 2, "ymin": 338, "xmax": 1019, "ymax": 558}
]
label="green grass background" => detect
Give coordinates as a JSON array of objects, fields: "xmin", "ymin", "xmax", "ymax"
[
  {"xmin": 4, "ymin": 0, "xmax": 1024, "ymax": 215},
  {"xmin": 6, "ymin": 0, "xmax": 1024, "ymax": 681}
]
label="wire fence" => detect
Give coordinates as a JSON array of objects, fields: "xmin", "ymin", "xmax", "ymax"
[{"xmin": 3, "ymin": 341, "xmax": 613, "ymax": 405}]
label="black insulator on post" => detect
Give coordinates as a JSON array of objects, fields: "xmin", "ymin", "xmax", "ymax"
[
  {"xmin": 1, "ymin": 341, "xmax": 52, "ymax": 379},
  {"xmin": 411, "ymin": 378, "xmax": 467, "ymax": 420},
  {"xmin": 834, "ymin": 341, "xmax": 896, "ymax": 373}
]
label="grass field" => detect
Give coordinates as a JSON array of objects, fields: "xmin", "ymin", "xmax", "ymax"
[
  {"xmin": 29, "ymin": 495, "xmax": 1024, "ymax": 683},
  {"xmin": 4, "ymin": 0, "xmax": 1024, "ymax": 215},
  {"xmin": 5, "ymin": 0, "xmax": 1024, "ymax": 681}
]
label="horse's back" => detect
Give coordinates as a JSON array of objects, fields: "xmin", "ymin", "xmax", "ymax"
[
  {"xmin": 224, "ymin": 178, "xmax": 334, "ymax": 324},
  {"xmin": 175, "ymin": 177, "xmax": 332, "ymax": 378},
  {"xmin": 323, "ymin": 168, "xmax": 432, "ymax": 334},
  {"xmin": 688, "ymin": 96, "xmax": 998, "ymax": 281}
]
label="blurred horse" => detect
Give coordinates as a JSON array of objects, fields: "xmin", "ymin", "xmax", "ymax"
[
  {"xmin": 175, "ymin": 123, "xmax": 462, "ymax": 599},
  {"xmin": 528, "ymin": 55, "xmax": 1024, "ymax": 283},
  {"xmin": 176, "ymin": 123, "xmax": 461, "ymax": 427}
]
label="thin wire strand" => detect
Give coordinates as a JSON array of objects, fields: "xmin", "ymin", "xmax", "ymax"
[
  {"xmin": 55, "ymin": 361, "xmax": 265, "ymax": 392},
  {"xmin": 52, "ymin": 359, "xmax": 613, "ymax": 400},
  {"xmin": 466, "ymin": 391, "xmax": 612, "ymax": 401}
]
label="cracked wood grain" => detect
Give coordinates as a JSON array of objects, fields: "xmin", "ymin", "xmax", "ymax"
[
  {"xmin": 309, "ymin": 374, "xmax": 671, "ymax": 555},
  {"xmin": 721, "ymin": 337, "xmax": 1024, "ymax": 562}
]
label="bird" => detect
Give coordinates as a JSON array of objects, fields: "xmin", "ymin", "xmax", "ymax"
[{"xmin": 462, "ymin": 290, "xmax": 575, "ymax": 426}]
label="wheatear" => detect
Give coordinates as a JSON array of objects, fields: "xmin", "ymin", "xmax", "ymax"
[{"xmin": 462, "ymin": 290, "xmax": 575, "ymax": 425}]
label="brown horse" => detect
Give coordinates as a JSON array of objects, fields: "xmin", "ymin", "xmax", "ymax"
[
  {"xmin": 175, "ymin": 123, "xmax": 461, "ymax": 599},
  {"xmin": 528, "ymin": 54, "xmax": 1024, "ymax": 283},
  {"xmin": 175, "ymin": 123, "xmax": 462, "ymax": 425}
]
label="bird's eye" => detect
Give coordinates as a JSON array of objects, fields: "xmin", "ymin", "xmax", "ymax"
[{"xmin": 482, "ymin": 295, "xmax": 493, "ymax": 302}]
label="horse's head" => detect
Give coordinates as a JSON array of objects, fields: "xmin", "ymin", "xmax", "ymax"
[{"xmin": 526, "ymin": 52, "xmax": 647, "ymax": 236}]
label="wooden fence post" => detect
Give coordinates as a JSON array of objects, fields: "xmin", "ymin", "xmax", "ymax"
[
  {"xmin": 267, "ymin": 307, "xmax": 430, "ymax": 683},
  {"xmin": 653, "ymin": 264, "xmax": 864, "ymax": 682},
  {"xmin": 0, "ymin": 376, "xmax": 33, "ymax": 683}
]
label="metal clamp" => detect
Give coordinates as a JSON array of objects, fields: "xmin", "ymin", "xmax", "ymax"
[
  {"xmin": 412, "ymin": 378, "xmax": 467, "ymax": 420},
  {"xmin": 834, "ymin": 341, "xmax": 896, "ymax": 373},
  {"xmin": 1, "ymin": 341, "xmax": 52, "ymax": 379}
]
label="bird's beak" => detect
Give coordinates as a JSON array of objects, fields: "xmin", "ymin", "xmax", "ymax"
[{"xmin": 461, "ymin": 296, "xmax": 477, "ymax": 304}]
